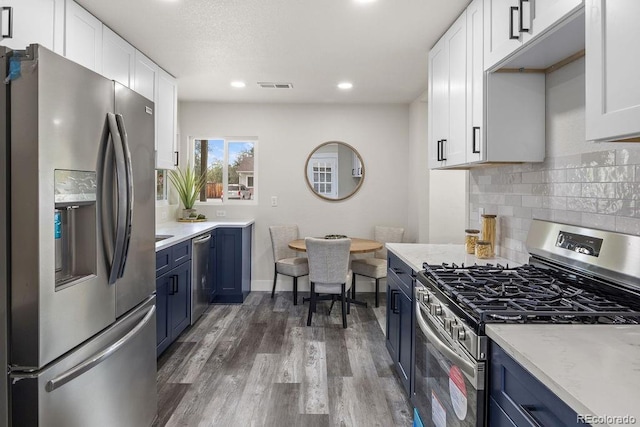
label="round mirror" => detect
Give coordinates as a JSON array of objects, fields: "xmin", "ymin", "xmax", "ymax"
[{"xmin": 304, "ymin": 141, "xmax": 364, "ymax": 201}]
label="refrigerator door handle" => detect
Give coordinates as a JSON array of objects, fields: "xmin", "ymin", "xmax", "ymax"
[
  {"xmin": 45, "ymin": 304, "xmax": 156, "ymax": 392},
  {"xmin": 114, "ymin": 114, "xmax": 134, "ymax": 279},
  {"xmin": 106, "ymin": 113, "xmax": 128, "ymax": 285}
]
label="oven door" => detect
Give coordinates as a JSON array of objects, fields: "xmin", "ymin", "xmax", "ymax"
[{"xmin": 413, "ymin": 288, "xmax": 485, "ymax": 427}]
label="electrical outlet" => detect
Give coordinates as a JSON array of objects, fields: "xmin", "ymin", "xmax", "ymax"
[
  {"xmin": 478, "ymin": 207, "xmax": 485, "ymax": 223},
  {"xmin": 216, "ymin": 210, "xmax": 226, "ymax": 217},
  {"xmin": 271, "ymin": 196, "xmax": 278, "ymax": 207},
  {"xmin": 160, "ymin": 211, "xmax": 168, "ymax": 221}
]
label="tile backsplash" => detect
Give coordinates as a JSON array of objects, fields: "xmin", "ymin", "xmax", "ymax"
[{"xmin": 468, "ymin": 148, "xmax": 640, "ymax": 264}]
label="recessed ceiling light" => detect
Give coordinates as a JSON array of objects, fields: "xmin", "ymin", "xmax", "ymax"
[
  {"xmin": 231, "ymin": 81, "xmax": 246, "ymax": 88},
  {"xmin": 337, "ymin": 82, "xmax": 353, "ymax": 90}
]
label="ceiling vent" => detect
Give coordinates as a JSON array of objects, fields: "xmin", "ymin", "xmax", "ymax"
[{"xmin": 257, "ymin": 82, "xmax": 293, "ymax": 89}]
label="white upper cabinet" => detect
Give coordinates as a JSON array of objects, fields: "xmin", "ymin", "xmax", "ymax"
[
  {"xmin": 428, "ymin": 11, "xmax": 467, "ymax": 169},
  {"xmin": 64, "ymin": 0, "xmax": 102, "ymax": 73},
  {"xmin": 0, "ymin": 0, "xmax": 63, "ymax": 54},
  {"xmin": 484, "ymin": 0, "xmax": 584, "ymax": 70},
  {"xmin": 484, "ymin": 0, "xmax": 523, "ymax": 70},
  {"xmin": 102, "ymin": 26, "xmax": 134, "ymax": 88},
  {"xmin": 133, "ymin": 50, "xmax": 158, "ymax": 102},
  {"xmin": 586, "ymin": 0, "xmax": 640, "ymax": 142},
  {"xmin": 466, "ymin": 0, "xmax": 484, "ymax": 164},
  {"xmin": 352, "ymin": 151, "xmax": 362, "ymax": 177},
  {"xmin": 156, "ymin": 68, "xmax": 178, "ymax": 170}
]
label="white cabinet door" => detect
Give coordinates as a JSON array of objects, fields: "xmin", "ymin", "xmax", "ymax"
[
  {"xmin": 586, "ymin": 0, "xmax": 640, "ymax": 142},
  {"xmin": 0, "ymin": 0, "xmax": 63, "ymax": 53},
  {"xmin": 445, "ymin": 12, "xmax": 467, "ymax": 166},
  {"xmin": 484, "ymin": 0, "xmax": 523, "ymax": 70},
  {"xmin": 466, "ymin": 0, "xmax": 484, "ymax": 164},
  {"xmin": 523, "ymin": 0, "xmax": 583, "ymax": 42},
  {"xmin": 133, "ymin": 50, "xmax": 157, "ymax": 102},
  {"xmin": 351, "ymin": 151, "xmax": 362, "ymax": 177},
  {"xmin": 102, "ymin": 26, "xmax": 134, "ymax": 88},
  {"xmin": 64, "ymin": 0, "xmax": 102, "ymax": 73},
  {"xmin": 428, "ymin": 37, "xmax": 449, "ymax": 169},
  {"xmin": 156, "ymin": 69, "xmax": 177, "ymax": 170}
]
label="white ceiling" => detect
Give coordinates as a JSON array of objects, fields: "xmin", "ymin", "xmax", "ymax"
[{"xmin": 77, "ymin": 0, "xmax": 470, "ymax": 104}]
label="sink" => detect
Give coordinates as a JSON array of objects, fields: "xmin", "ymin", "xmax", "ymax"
[{"xmin": 155, "ymin": 235, "xmax": 174, "ymax": 242}]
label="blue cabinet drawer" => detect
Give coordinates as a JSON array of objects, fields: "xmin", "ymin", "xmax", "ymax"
[
  {"xmin": 388, "ymin": 252, "xmax": 414, "ymax": 299},
  {"xmin": 490, "ymin": 343, "xmax": 585, "ymax": 427},
  {"xmin": 156, "ymin": 240, "xmax": 192, "ymax": 278}
]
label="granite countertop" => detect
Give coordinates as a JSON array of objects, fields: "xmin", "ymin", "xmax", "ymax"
[
  {"xmin": 385, "ymin": 243, "xmax": 518, "ymax": 272},
  {"xmin": 155, "ymin": 219, "xmax": 254, "ymax": 251},
  {"xmin": 487, "ymin": 324, "xmax": 640, "ymax": 427}
]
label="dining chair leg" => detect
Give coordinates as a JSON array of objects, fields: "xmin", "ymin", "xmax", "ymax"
[
  {"xmin": 293, "ymin": 276, "xmax": 298, "ymax": 306},
  {"xmin": 271, "ymin": 266, "xmax": 278, "ymax": 299},
  {"xmin": 341, "ymin": 284, "xmax": 347, "ymax": 329},
  {"xmin": 307, "ymin": 282, "xmax": 315, "ymax": 326},
  {"xmin": 375, "ymin": 278, "xmax": 380, "ymax": 308},
  {"xmin": 351, "ymin": 274, "xmax": 356, "ymax": 299}
]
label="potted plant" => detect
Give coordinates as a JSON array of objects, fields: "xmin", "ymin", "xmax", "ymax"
[{"xmin": 168, "ymin": 166, "xmax": 207, "ymax": 220}]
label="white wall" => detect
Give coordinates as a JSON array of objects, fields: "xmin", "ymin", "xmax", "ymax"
[{"xmin": 177, "ymin": 102, "xmax": 411, "ymax": 292}]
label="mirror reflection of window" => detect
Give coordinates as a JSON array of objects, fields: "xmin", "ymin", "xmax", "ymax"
[{"xmin": 305, "ymin": 141, "xmax": 364, "ymax": 201}]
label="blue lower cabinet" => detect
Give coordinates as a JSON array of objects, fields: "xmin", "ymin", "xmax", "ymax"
[
  {"xmin": 489, "ymin": 342, "xmax": 587, "ymax": 427},
  {"xmin": 156, "ymin": 240, "xmax": 192, "ymax": 357},
  {"xmin": 209, "ymin": 225, "xmax": 252, "ymax": 303}
]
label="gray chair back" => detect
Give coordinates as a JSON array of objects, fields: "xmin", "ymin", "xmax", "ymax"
[
  {"xmin": 305, "ymin": 237, "xmax": 351, "ymax": 285},
  {"xmin": 374, "ymin": 226, "xmax": 404, "ymax": 259},
  {"xmin": 269, "ymin": 225, "xmax": 300, "ymax": 262}
]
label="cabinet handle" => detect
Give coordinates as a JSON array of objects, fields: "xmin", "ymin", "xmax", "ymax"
[
  {"xmin": 436, "ymin": 140, "xmax": 442, "ymax": 161},
  {"xmin": 390, "ymin": 290, "xmax": 399, "ymax": 314},
  {"xmin": 472, "ymin": 126, "xmax": 481, "ymax": 154},
  {"xmin": 168, "ymin": 276, "xmax": 175, "ymax": 295},
  {"xmin": 519, "ymin": 405, "xmax": 544, "ymax": 427},
  {"xmin": 440, "ymin": 139, "xmax": 447, "ymax": 161},
  {"xmin": 509, "ymin": 6, "xmax": 519, "ymax": 39},
  {"xmin": 173, "ymin": 151, "xmax": 179, "ymax": 167},
  {"xmin": 173, "ymin": 275, "xmax": 178, "ymax": 294},
  {"xmin": 519, "ymin": 0, "xmax": 530, "ymax": 33},
  {"xmin": 1, "ymin": 7, "xmax": 13, "ymax": 39}
]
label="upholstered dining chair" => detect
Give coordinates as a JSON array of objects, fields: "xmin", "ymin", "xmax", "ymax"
[
  {"xmin": 305, "ymin": 237, "xmax": 352, "ymax": 329},
  {"xmin": 351, "ymin": 226, "xmax": 404, "ymax": 307},
  {"xmin": 269, "ymin": 225, "xmax": 309, "ymax": 305}
]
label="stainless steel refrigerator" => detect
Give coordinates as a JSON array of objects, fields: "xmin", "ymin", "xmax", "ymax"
[{"xmin": 0, "ymin": 44, "xmax": 157, "ymax": 426}]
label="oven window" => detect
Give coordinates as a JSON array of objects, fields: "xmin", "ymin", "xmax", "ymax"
[{"xmin": 414, "ymin": 315, "xmax": 484, "ymax": 426}]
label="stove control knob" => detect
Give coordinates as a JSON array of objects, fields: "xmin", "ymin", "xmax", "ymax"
[
  {"xmin": 444, "ymin": 318, "xmax": 453, "ymax": 333},
  {"xmin": 457, "ymin": 327, "xmax": 466, "ymax": 341},
  {"xmin": 431, "ymin": 304, "xmax": 443, "ymax": 316}
]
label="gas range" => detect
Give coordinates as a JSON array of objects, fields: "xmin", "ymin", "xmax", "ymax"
[{"xmin": 415, "ymin": 220, "xmax": 640, "ymax": 361}]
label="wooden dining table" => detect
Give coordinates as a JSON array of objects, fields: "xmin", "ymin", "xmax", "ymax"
[
  {"xmin": 288, "ymin": 237, "xmax": 383, "ymax": 254},
  {"xmin": 288, "ymin": 237, "xmax": 383, "ymax": 307}
]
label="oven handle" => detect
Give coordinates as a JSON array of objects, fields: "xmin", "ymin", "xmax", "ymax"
[{"xmin": 415, "ymin": 300, "xmax": 477, "ymax": 378}]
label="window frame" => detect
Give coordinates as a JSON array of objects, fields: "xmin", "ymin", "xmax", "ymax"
[
  {"xmin": 155, "ymin": 169, "xmax": 169, "ymax": 205},
  {"xmin": 191, "ymin": 136, "xmax": 258, "ymax": 206}
]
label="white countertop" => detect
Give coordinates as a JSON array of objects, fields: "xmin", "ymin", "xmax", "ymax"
[
  {"xmin": 487, "ymin": 324, "xmax": 640, "ymax": 427},
  {"xmin": 155, "ymin": 220, "xmax": 254, "ymax": 251},
  {"xmin": 385, "ymin": 243, "xmax": 518, "ymax": 272}
]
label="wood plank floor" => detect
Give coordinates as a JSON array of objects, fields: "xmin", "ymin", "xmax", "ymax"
[{"xmin": 155, "ymin": 291, "xmax": 413, "ymax": 427}]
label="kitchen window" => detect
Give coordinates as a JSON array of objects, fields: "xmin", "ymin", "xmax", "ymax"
[
  {"xmin": 194, "ymin": 138, "xmax": 257, "ymax": 203},
  {"xmin": 156, "ymin": 170, "xmax": 168, "ymax": 202}
]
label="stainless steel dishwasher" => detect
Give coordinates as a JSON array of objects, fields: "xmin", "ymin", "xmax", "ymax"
[{"xmin": 191, "ymin": 233, "xmax": 211, "ymax": 324}]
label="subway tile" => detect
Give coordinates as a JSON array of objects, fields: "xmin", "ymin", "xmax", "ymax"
[
  {"xmin": 512, "ymin": 184, "xmax": 533, "ymax": 194},
  {"xmin": 522, "ymin": 196, "xmax": 543, "ymax": 208},
  {"xmin": 513, "ymin": 206, "xmax": 532, "ymax": 219},
  {"xmin": 582, "ymin": 213, "xmax": 617, "ymax": 230},
  {"xmin": 567, "ymin": 167, "xmax": 595, "ymax": 183},
  {"xmin": 581, "ymin": 150, "xmax": 615, "ymax": 167},
  {"xmin": 551, "ymin": 153, "xmax": 582, "ymax": 169},
  {"xmin": 520, "ymin": 218, "xmax": 532, "ymax": 232},
  {"xmin": 582, "ymin": 183, "xmax": 617, "ymax": 198},
  {"xmin": 542, "ymin": 196, "xmax": 567, "ymax": 210},
  {"xmin": 498, "ymin": 205, "xmax": 514, "ymax": 216},
  {"xmin": 616, "ymin": 183, "xmax": 640, "ymax": 200},
  {"xmin": 567, "ymin": 197, "xmax": 597, "ymax": 213},
  {"xmin": 504, "ymin": 195, "xmax": 523, "ymax": 206},
  {"xmin": 553, "ymin": 183, "xmax": 582, "ymax": 197},
  {"xmin": 478, "ymin": 194, "xmax": 505, "ymax": 205},
  {"xmin": 532, "ymin": 184, "xmax": 551, "ymax": 196},
  {"xmin": 492, "ymin": 173, "xmax": 522, "ymax": 185},
  {"xmin": 478, "ymin": 175, "xmax": 492, "ymax": 185},
  {"xmin": 594, "ymin": 166, "xmax": 634, "ymax": 182},
  {"xmin": 616, "ymin": 148, "xmax": 640, "ymax": 166},
  {"xmin": 544, "ymin": 169, "xmax": 567, "ymax": 183},
  {"xmin": 636, "ymin": 166, "xmax": 640, "ymax": 182},
  {"xmin": 532, "ymin": 208, "xmax": 553, "ymax": 221},
  {"xmin": 596, "ymin": 200, "xmax": 624, "ymax": 215},
  {"xmin": 552, "ymin": 209, "xmax": 582, "ymax": 225},
  {"xmin": 522, "ymin": 171, "xmax": 543, "ymax": 184},
  {"xmin": 615, "ymin": 216, "xmax": 640, "ymax": 236}
]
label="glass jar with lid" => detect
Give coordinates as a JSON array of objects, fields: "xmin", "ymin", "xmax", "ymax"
[
  {"xmin": 475, "ymin": 240, "xmax": 493, "ymax": 259},
  {"xmin": 465, "ymin": 229, "xmax": 480, "ymax": 254}
]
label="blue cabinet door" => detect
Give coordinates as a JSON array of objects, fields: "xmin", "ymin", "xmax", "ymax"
[
  {"xmin": 386, "ymin": 274, "xmax": 400, "ymax": 364},
  {"xmin": 398, "ymin": 287, "xmax": 412, "ymax": 393},
  {"xmin": 169, "ymin": 261, "xmax": 191, "ymax": 340},
  {"xmin": 210, "ymin": 226, "xmax": 252, "ymax": 303},
  {"xmin": 155, "ymin": 274, "xmax": 171, "ymax": 356}
]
